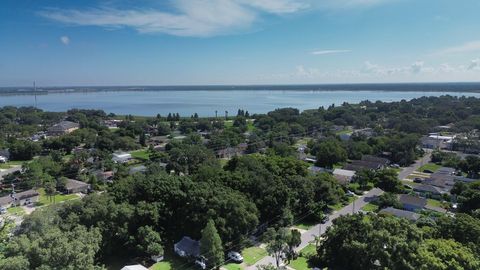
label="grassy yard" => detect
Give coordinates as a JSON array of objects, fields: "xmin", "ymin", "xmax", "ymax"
[
  {"xmin": 294, "ymin": 220, "xmax": 316, "ymax": 230},
  {"xmin": 289, "ymin": 245, "xmax": 317, "ymax": 270},
  {"xmin": 36, "ymin": 188, "xmax": 80, "ymax": 206},
  {"xmin": 242, "ymin": 247, "xmax": 268, "ymax": 266},
  {"xmin": 131, "ymin": 149, "xmax": 150, "ymax": 161},
  {"xmin": 224, "ymin": 263, "xmax": 244, "ymax": 270},
  {"xmin": 361, "ymin": 203, "xmax": 379, "ymax": 212},
  {"xmin": 149, "ymin": 255, "xmax": 192, "ymax": 270},
  {"xmin": 418, "ymin": 163, "xmax": 442, "ymax": 173},
  {"xmin": 427, "ymin": 199, "xmax": 445, "ymax": 208},
  {"xmin": 0, "ymin": 160, "xmax": 24, "ymax": 169},
  {"xmin": 7, "ymin": 206, "xmax": 26, "ymax": 216},
  {"xmin": 329, "ymin": 195, "xmax": 356, "ymax": 211}
]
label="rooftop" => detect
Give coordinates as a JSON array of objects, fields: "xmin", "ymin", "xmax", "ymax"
[{"xmin": 379, "ymin": 207, "xmax": 420, "ymax": 221}]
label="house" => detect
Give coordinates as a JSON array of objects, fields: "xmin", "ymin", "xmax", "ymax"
[
  {"xmin": 95, "ymin": 170, "xmax": 114, "ymax": 182},
  {"xmin": 121, "ymin": 265, "xmax": 149, "ymax": 270},
  {"xmin": 332, "ymin": 168, "xmax": 356, "ymax": 185},
  {"xmin": 308, "ymin": 166, "xmax": 329, "ymax": 174},
  {"xmin": 421, "ymin": 134, "xmax": 454, "ymax": 150},
  {"xmin": 361, "ymin": 155, "xmax": 389, "ymax": 166},
  {"xmin": 343, "ymin": 155, "xmax": 389, "ymax": 172},
  {"xmin": 0, "ymin": 149, "xmax": 10, "ymax": 160},
  {"xmin": 413, "ymin": 184, "xmax": 444, "ymax": 198},
  {"xmin": 216, "ymin": 147, "xmax": 240, "ymax": 159},
  {"xmin": 353, "ymin": 128, "xmax": 375, "ymax": 137},
  {"xmin": 398, "ymin": 194, "xmax": 427, "ymax": 212},
  {"xmin": 0, "ymin": 189, "xmax": 39, "ymax": 208},
  {"xmin": 47, "ymin": 121, "xmax": 80, "ymax": 136},
  {"xmin": 129, "ymin": 165, "xmax": 147, "ymax": 175},
  {"xmin": 63, "ymin": 179, "xmax": 90, "ymax": 194},
  {"xmin": 174, "ymin": 236, "xmax": 200, "ymax": 257},
  {"xmin": 113, "ymin": 152, "xmax": 132, "ymax": 163},
  {"xmin": 379, "ymin": 207, "xmax": 420, "ymax": 221}
]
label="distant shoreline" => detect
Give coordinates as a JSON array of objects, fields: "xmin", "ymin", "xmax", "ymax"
[{"xmin": 1, "ymin": 82, "xmax": 480, "ymax": 96}]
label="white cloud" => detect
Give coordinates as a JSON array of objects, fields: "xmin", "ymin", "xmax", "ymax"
[
  {"xmin": 435, "ymin": 40, "xmax": 480, "ymax": 55},
  {"xmin": 468, "ymin": 59, "xmax": 480, "ymax": 70},
  {"xmin": 39, "ymin": 0, "xmax": 310, "ymax": 37},
  {"xmin": 410, "ymin": 61, "xmax": 424, "ymax": 74},
  {"xmin": 312, "ymin": 49, "xmax": 351, "ymax": 55},
  {"xmin": 60, "ymin": 35, "xmax": 70, "ymax": 45},
  {"xmin": 39, "ymin": 0, "xmax": 393, "ymax": 37}
]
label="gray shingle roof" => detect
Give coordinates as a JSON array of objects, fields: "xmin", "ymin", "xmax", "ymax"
[{"xmin": 379, "ymin": 207, "xmax": 420, "ymax": 221}]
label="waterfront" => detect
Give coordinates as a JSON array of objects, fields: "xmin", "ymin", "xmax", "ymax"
[{"xmin": 1, "ymin": 89, "xmax": 480, "ymax": 116}]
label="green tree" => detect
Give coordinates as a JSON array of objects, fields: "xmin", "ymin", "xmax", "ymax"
[
  {"xmin": 200, "ymin": 219, "xmax": 224, "ymax": 269},
  {"xmin": 264, "ymin": 228, "xmax": 289, "ymax": 268},
  {"xmin": 136, "ymin": 226, "xmax": 164, "ymax": 257},
  {"xmin": 286, "ymin": 229, "xmax": 302, "ymax": 263},
  {"xmin": 415, "ymin": 239, "xmax": 480, "ymax": 270},
  {"xmin": 314, "ymin": 139, "xmax": 347, "ymax": 168}
]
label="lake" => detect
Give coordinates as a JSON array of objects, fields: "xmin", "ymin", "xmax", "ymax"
[{"xmin": 1, "ymin": 88, "xmax": 480, "ymax": 116}]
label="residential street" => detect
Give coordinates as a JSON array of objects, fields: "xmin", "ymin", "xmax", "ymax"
[
  {"xmin": 246, "ymin": 188, "xmax": 384, "ymax": 270},
  {"xmin": 397, "ymin": 150, "xmax": 432, "ymax": 180}
]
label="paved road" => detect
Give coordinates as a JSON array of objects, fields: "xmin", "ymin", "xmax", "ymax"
[
  {"xmin": 0, "ymin": 165, "xmax": 21, "ymax": 180},
  {"xmin": 246, "ymin": 188, "xmax": 384, "ymax": 269},
  {"xmin": 397, "ymin": 150, "xmax": 432, "ymax": 180}
]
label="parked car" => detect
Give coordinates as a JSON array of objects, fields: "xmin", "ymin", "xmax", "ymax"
[
  {"xmin": 413, "ymin": 178, "xmax": 423, "ymax": 183},
  {"xmin": 0, "ymin": 207, "xmax": 6, "ymax": 214},
  {"xmin": 227, "ymin": 251, "xmax": 243, "ymax": 263},
  {"xmin": 423, "ymin": 169, "xmax": 434, "ymax": 174},
  {"xmin": 195, "ymin": 256, "xmax": 207, "ymax": 270},
  {"xmin": 320, "ymin": 215, "xmax": 330, "ymax": 224}
]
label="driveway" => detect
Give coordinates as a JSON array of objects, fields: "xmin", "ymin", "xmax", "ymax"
[{"xmin": 246, "ymin": 188, "xmax": 384, "ymax": 270}]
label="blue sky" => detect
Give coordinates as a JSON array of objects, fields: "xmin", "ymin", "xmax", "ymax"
[{"xmin": 1, "ymin": 0, "xmax": 480, "ymax": 86}]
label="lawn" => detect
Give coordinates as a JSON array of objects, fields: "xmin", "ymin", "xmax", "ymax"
[
  {"xmin": 131, "ymin": 149, "xmax": 150, "ymax": 161},
  {"xmin": 427, "ymin": 199, "xmax": 445, "ymax": 208},
  {"xmin": 36, "ymin": 188, "xmax": 80, "ymax": 206},
  {"xmin": 418, "ymin": 163, "xmax": 442, "ymax": 173},
  {"xmin": 224, "ymin": 263, "xmax": 244, "ymax": 270},
  {"xmin": 0, "ymin": 160, "xmax": 24, "ymax": 169},
  {"xmin": 242, "ymin": 247, "xmax": 267, "ymax": 266},
  {"xmin": 361, "ymin": 203, "xmax": 379, "ymax": 212},
  {"xmin": 289, "ymin": 245, "xmax": 317, "ymax": 270},
  {"xmin": 149, "ymin": 256, "xmax": 192, "ymax": 270},
  {"xmin": 294, "ymin": 220, "xmax": 316, "ymax": 230},
  {"xmin": 7, "ymin": 206, "xmax": 26, "ymax": 216},
  {"xmin": 329, "ymin": 196, "xmax": 356, "ymax": 211}
]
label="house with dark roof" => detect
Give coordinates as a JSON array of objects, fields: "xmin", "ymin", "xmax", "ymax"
[
  {"xmin": 361, "ymin": 155, "xmax": 389, "ymax": 166},
  {"xmin": 332, "ymin": 168, "xmax": 356, "ymax": 185},
  {"xmin": 174, "ymin": 236, "xmax": 200, "ymax": 257},
  {"xmin": 47, "ymin": 121, "xmax": 80, "ymax": 136},
  {"xmin": 0, "ymin": 189, "xmax": 39, "ymax": 207},
  {"xmin": 63, "ymin": 179, "xmax": 90, "ymax": 194},
  {"xmin": 379, "ymin": 207, "xmax": 421, "ymax": 221},
  {"xmin": 398, "ymin": 194, "xmax": 427, "ymax": 211},
  {"xmin": 343, "ymin": 155, "xmax": 389, "ymax": 172},
  {"xmin": 413, "ymin": 184, "xmax": 444, "ymax": 199}
]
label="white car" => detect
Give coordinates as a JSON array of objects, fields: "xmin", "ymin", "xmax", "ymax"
[
  {"xmin": 0, "ymin": 156, "xmax": 7, "ymax": 163},
  {"xmin": 227, "ymin": 251, "xmax": 244, "ymax": 263},
  {"xmin": 195, "ymin": 257, "xmax": 207, "ymax": 269}
]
